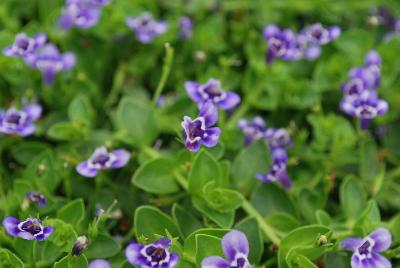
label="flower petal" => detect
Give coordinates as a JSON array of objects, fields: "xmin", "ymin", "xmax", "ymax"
[
  {"xmin": 154, "ymin": 237, "xmax": 171, "ymax": 248},
  {"xmin": 125, "ymin": 243, "xmax": 145, "ymax": 266},
  {"xmin": 167, "ymin": 253, "xmax": 180, "ymax": 268},
  {"xmin": 76, "ymin": 161, "xmax": 98, "ymax": 178},
  {"xmin": 199, "ymin": 101, "xmax": 218, "ymax": 127},
  {"xmin": 369, "ymin": 228, "xmax": 392, "ymax": 252},
  {"xmin": 203, "ymin": 127, "xmax": 221, "ymax": 148},
  {"xmin": 62, "ymin": 52, "xmax": 76, "ymax": 70},
  {"xmin": 221, "ymin": 230, "xmax": 249, "ymax": 261},
  {"xmin": 185, "ymin": 81, "xmax": 203, "ymax": 103},
  {"xmin": 201, "ymin": 256, "xmax": 231, "ymax": 268},
  {"xmin": 16, "ymin": 125, "xmax": 36, "ymax": 137},
  {"xmin": 24, "ymin": 103, "xmax": 42, "ymax": 121},
  {"xmin": 110, "ymin": 149, "xmax": 130, "ymax": 168},
  {"xmin": 2, "ymin": 217, "xmax": 20, "ymax": 237},
  {"xmin": 369, "ymin": 252, "xmax": 392, "ymax": 268},
  {"xmin": 42, "ymin": 226, "xmax": 54, "ymax": 239},
  {"xmin": 341, "ymin": 238, "xmax": 363, "ymax": 251},
  {"xmin": 185, "ymin": 140, "xmax": 201, "ymax": 153},
  {"xmin": 89, "ymin": 259, "xmax": 112, "ymax": 268},
  {"xmin": 217, "ymin": 92, "xmax": 241, "ymax": 110}
]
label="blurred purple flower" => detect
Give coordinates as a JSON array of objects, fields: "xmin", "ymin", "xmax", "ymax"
[
  {"xmin": 25, "ymin": 44, "xmax": 76, "ymax": 85},
  {"xmin": 58, "ymin": 0, "xmax": 104, "ymax": 30},
  {"xmin": 24, "ymin": 191, "xmax": 47, "ymax": 208},
  {"xmin": 88, "ymin": 0, "xmax": 110, "ymax": 6},
  {"xmin": 125, "ymin": 237, "xmax": 179, "ymax": 268},
  {"xmin": 89, "ymin": 259, "xmax": 112, "ymax": 268},
  {"xmin": 179, "ymin": 16, "xmax": 193, "ymax": 39},
  {"xmin": 342, "ymin": 228, "xmax": 392, "ymax": 268},
  {"xmin": 185, "ymin": 78, "xmax": 240, "ymax": 110},
  {"xmin": 0, "ymin": 103, "xmax": 42, "ymax": 137},
  {"xmin": 341, "ymin": 90, "xmax": 388, "ymax": 130},
  {"xmin": 76, "ymin": 146, "xmax": 130, "ymax": 177},
  {"xmin": 126, "ymin": 13, "xmax": 167, "ymax": 44},
  {"xmin": 3, "ymin": 33, "xmax": 46, "ymax": 58},
  {"xmin": 304, "ymin": 23, "xmax": 341, "ymax": 45},
  {"xmin": 201, "ymin": 230, "xmax": 253, "ymax": 268},
  {"xmin": 182, "ymin": 101, "xmax": 221, "ymax": 152},
  {"xmin": 2, "ymin": 217, "xmax": 53, "ymax": 240},
  {"xmin": 265, "ymin": 128, "xmax": 292, "ymax": 149},
  {"xmin": 237, "ymin": 117, "xmax": 267, "ymax": 146},
  {"xmin": 257, "ymin": 147, "xmax": 292, "ymax": 189}
]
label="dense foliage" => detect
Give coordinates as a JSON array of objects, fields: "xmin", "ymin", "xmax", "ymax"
[{"xmin": 1, "ymin": 0, "xmax": 400, "ymax": 267}]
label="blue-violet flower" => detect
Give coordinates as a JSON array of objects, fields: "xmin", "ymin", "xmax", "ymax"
[
  {"xmin": 2, "ymin": 217, "xmax": 53, "ymax": 240},
  {"xmin": 89, "ymin": 259, "xmax": 112, "ymax": 268},
  {"xmin": 0, "ymin": 103, "xmax": 42, "ymax": 136},
  {"xmin": 237, "ymin": 117, "xmax": 267, "ymax": 146},
  {"xmin": 3, "ymin": 33, "xmax": 46, "ymax": 58},
  {"xmin": 257, "ymin": 147, "xmax": 292, "ymax": 189},
  {"xmin": 24, "ymin": 191, "xmax": 47, "ymax": 208},
  {"xmin": 126, "ymin": 12, "xmax": 168, "ymax": 44},
  {"xmin": 125, "ymin": 237, "xmax": 179, "ymax": 268}
]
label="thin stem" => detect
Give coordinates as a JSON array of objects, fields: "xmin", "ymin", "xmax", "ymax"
[
  {"xmin": 141, "ymin": 146, "xmax": 161, "ymax": 159},
  {"xmin": 31, "ymin": 240, "xmax": 37, "ymax": 268},
  {"xmin": 104, "ymin": 63, "xmax": 127, "ymax": 109},
  {"xmin": 241, "ymin": 200, "xmax": 281, "ymax": 245},
  {"xmin": 174, "ymin": 172, "xmax": 189, "ymax": 191},
  {"xmin": 152, "ymin": 43, "xmax": 174, "ymax": 107},
  {"xmin": 225, "ymin": 101, "xmax": 249, "ymax": 129}
]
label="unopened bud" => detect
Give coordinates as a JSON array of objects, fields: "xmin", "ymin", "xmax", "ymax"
[{"xmin": 72, "ymin": 236, "xmax": 89, "ymax": 256}]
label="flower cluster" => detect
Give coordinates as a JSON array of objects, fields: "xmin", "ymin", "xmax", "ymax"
[
  {"xmin": 3, "ymin": 34, "xmax": 76, "ymax": 85},
  {"xmin": 0, "ymin": 103, "xmax": 42, "ymax": 137},
  {"xmin": 341, "ymin": 228, "xmax": 392, "ymax": 268},
  {"xmin": 263, "ymin": 23, "xmax": 340, "ymax": 64},
  {"xmin": 340, "ymin": 50, "xmax": 388, "ymax": 129},
  {"xmin": 2, "ymin": 217, "xmax": 53, "ymax": 241},
  {"xmin": 182, "ymin": 78, "xmax": 240, "ymax": 152},
  {"xmin": 202, "ymin": 230, "xmax": 253, "ymax": 268},
  {"xmin": 58, "ymin": 0, "xmax": 110, "ymax": 30},
  {"xmin": 76, "ymin": 146, "xmax": 130, "ymax": 177},
  {"xmin": 126, "ymin": 12, "xmax": 168, "ymax": 44},
  {"xmin": 238, "ymin": 117, "xmax": 292, "ymax": 188}
]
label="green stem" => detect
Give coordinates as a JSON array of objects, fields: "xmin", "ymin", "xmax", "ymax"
[
  {"xmin": 225, "ymin": 101, "xmax": 249, "ymax": 129},
  {"xmin": 174, "ymin": 172, "xmax": 189, "ymax": 191},
  {"xmin": 104, "ymin": 63, "xmax": 127, "ymax": 109},
  {"xmin": 241, "ymin": 200, "xmax": 281, "ymax": 245},
  {"xmin": 31, "ymin": 240, "xmax": 37, "ymax": 268},
  {"xmin": 152, "ymin": 43, "xmax": 174, "ymax": 107},
  {"xmin": 141, "ymin": 146, "xmax": 161, "ymax": 159}
]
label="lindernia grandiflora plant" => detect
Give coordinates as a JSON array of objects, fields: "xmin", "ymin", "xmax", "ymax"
[{"xmin": 2, "ymin": 1, "xmax": 400, "ymax": 268}]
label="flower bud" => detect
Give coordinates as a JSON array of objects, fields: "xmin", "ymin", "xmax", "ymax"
[{"xmin": 72, "ymin": 236, "xmax": 89, "ymax": 256}]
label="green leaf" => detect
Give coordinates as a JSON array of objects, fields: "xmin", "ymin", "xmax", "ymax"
[
  {"xmin": 172, "ymin": 203, "xmax": 202, "ymax": 239},
  {"xmin": 132, "ymin": 158, "xmax": 180, "ymax": 194},
  {"xmin": 0, "ymin": 248, "xmax": 24, "ymax": 268},
  {"xmin": 57, "ymin": 199, "xmax": 85, "ymax": 229},
  {"xmin": 188, "ymin": 150, "xmax": 221, "ymax": 194},
  {"xmin": 266, "ymin": 212, "xmax": 300, "ymax": 236},
  {"xmin": 359, "ymin": 135, "xmax": 380, "ymax": 183},
  {"xmin": 203, "ymin": 182, "xmax": 243, "ymax": 212},
  {"xmin": 298, "ymin": 189, "xmax": 326, "ymax": 223},
  {"xmin": 315, "ymin": 210, "xmax": 332, "ymax": 226},
  {"xmin": 85, "ymin": 234, "xmax": 121, "ymax": 259},
  {"xmin": 24, "ymin": 150, "xmax": 59, "ymax": 192},
  {"xmin": 195, "ymin": 234, "xmax": 223, "ymax": 267},
  {"xmin": 116, "ymin": 97, "xmax": 158, "ymax": 147},
  {"xmin": 44, "ymin": 219, "xmax": 78, "ymax": 252},
  {"xmin": 192, "ymin": 197, "xmax": 234, "ymax": 228},
  {"xmin": 354, "ymin": 199, "xmax": 381, "ymax": 233},
  {"xmin": 340, "ymin": 176, "xmax": 367, "ymax": 224},
  {"xmin": 235, "ymin": 217, "xmax": 263, "ymax": 263},
  {"xmin": 250, "ymin": 183, "xmax": 296, "ymax": 216},
  {"xmin": 10, "ymin": 141, "xmax": 50, "ymax": 164},
  {"xmin": 287, "ymin": 252, "xmax": 318, "ymax": 268},
  {"xmin": 278, "ymin": 225, "xmax": 332, "ymax": 268},
  {"xmin": 324, "ymin": 252, "xmax": 351, "ymax": 268},
  {"xmin": 54, "ymin": 254, "xmax": 88, "ymax": 268},
  {"xmin": 47, "ymin": 122, "xmax": 88, "ymax": 141},
  {"xmin": 184, "ymin": 228, "xmax": 228, "ymax": 258},
  {"xmin": 232, "ymin": 141, "xmax": 271, "ymax": 195},
  {"xmin": 68, "ymin": 94, "xmax": 94, "ymax": 126},
  {"xmin": 134, "ymin": 206, "xmax": 179, "ymax": 241}
]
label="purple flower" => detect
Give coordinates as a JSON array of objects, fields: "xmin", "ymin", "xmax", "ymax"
[
  {"xmin": 76, "ymin": 146, "xmax": 131, "ymax": 177},
  {"xmin": 237, "ymin": 117, "xmax": 267, "ymax": 146},
  {"xmin": 25, "ymin": 44, "xmax": 76, "ymax": 85},
  {"xmin": 265, "ymin": 128, "xmax": 292, "ymax": 149},
  {"xmin": 182, "ymin": 101, "xmax": 221, "ymax": 153},
  {"xmin": 125, "ymin": 237, "xmax": 179, "ymax": 268},
  {"xmin": 179, "ymin": 16, "xmax": 193, "ymax": 39},
  {"xmin": 341, "ymin": 89, "xmax": 388, "ymax": 130},
  {"xmin": 2, "ymin": 217, "xmax": 53, "ymax": 240},
  {"xmin": 304, "ymin": 23, "xmax": 341, "ymax": 45},
  {"xmin": 341, "ymin": 78, "xmax": 366, "ymax": 97},
  {"xmin": 0, "ymin": 103, "xmax": 42, "ymax": 137},
  {"xmin": 72, "ymin": 235, "xmax": 89, "ymax": 256},
  {"xmin": 263, "ymin": 25, "xmax": 300, "ymax": 64},
  {"xmin": 349, "ymin": 66, "xmax": 380, "ymax": 90},
  {"xmin": 24, "ymin": 192, "xmax": 47, "ymax": 208},
  {"xmin": 126, "ymin": 13, "xmax": 168, "ymax": 44},
  {"xmin": 58, "ymin": 0, "xmax": 102, "ymax": 30},
  {"xmin": 201, "ymin": 230, "xmax": 253, "ymax": 268},
  {"xmin": 3, "ymin": 33, "xmax": 46, "ymax": 58},
  {"xmin": 341, "ymin": 228, "xmax": 392, "ymax": 268},
  {"xmin": 257, "ymin": 147, "xmax": 292, "ymax": 189},
  {"xmin": 364, "ymin": 50, "xmax": 381, "ymax": 67},
  {"xmin": 185, "ymin": 78, "xmax": 240, "ymax": 110},
  {"xmin": 88, "ymin": 0, "xmax": 110, "ymax": 6},
  {"xmin": 89, "ymin": 259, "xmax": 112, "ymax": 268}
]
